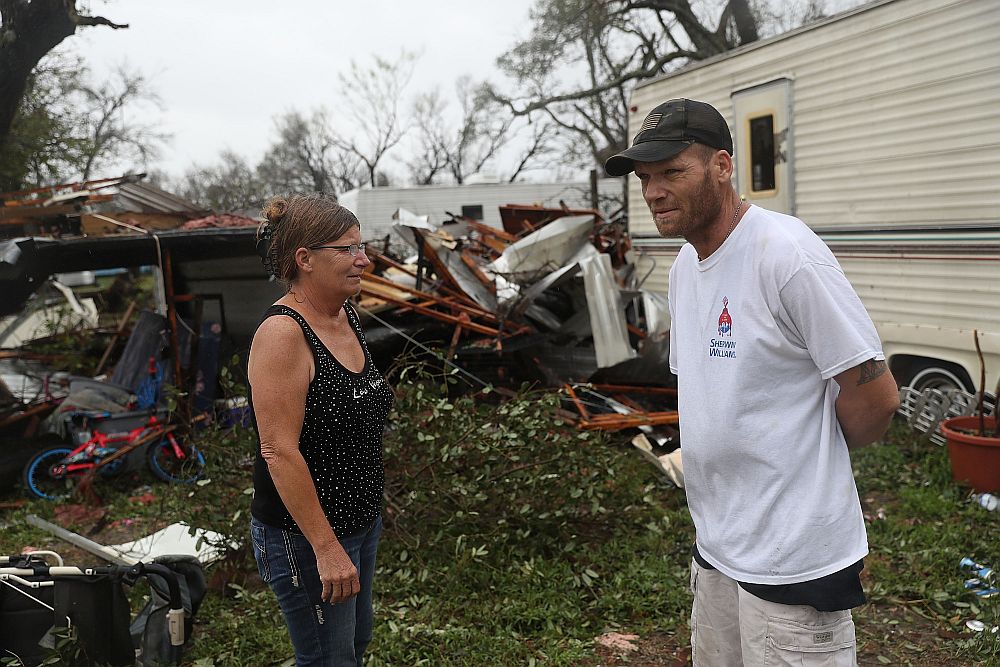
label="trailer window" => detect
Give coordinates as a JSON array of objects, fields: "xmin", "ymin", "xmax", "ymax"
[
  {"xmin": 749, "ymin": 115, "xmax": 776, "ymax": 192},
  {"xmin": 461, "ymin": 205, "xmax": 484, "ymax": 220}
]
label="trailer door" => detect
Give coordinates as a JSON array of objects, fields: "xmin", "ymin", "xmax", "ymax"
[{"xmin": 732, "ymin": 79, "xmax": 793, "ymax": 215}]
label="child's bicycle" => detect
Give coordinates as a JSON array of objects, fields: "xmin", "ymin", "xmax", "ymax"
[{"xmin": 22, "ymin": 411, "xmax": 206, "ymax": 500}]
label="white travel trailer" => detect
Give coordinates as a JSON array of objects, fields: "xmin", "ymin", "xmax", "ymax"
[
  {"xmin": 624, "ymin": 0, "xmax": 1000, "ymax": 393},
  {"xmin": 339, "ymin": 179, "xmax": 621, "ymax": 240}
]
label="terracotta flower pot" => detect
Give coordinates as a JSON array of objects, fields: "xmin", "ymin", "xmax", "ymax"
[{"xmin": 939, "ymin": 416, "xmax": 1000, "ymax": 493}]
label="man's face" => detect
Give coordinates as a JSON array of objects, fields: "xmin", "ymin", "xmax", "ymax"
[{"xmin": 635, "ymin": 147, "xmax": 726, "ymax": 241}]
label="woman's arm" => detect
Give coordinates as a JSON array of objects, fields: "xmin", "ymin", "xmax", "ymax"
[{"xmin": 249, "ymin": 316, "xmax": 360, "ymax": 603}]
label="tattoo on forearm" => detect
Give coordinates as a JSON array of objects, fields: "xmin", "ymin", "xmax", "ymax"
[{"xmin": 857, "ymin": 359, "xmax": 888, "ymax": 386}]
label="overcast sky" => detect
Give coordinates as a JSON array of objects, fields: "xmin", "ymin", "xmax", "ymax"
[
  {"xmin": 69, "ymin": 1, "xmax": 538, "ymax": 180},
  {"xmin": 64, "ymin": 1, "xmax": 871, "ymax": 184}
]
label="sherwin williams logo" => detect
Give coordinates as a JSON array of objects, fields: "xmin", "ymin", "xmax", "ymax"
[
  {"xmin": 717, "ymin": 297, "xmax": 732, "ymax": 336},
  {"xmin": 709, "ymin": 297, "xmax": 736, "ymax": 358}
]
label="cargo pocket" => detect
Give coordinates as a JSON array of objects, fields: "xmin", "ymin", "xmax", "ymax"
[
  {"xmin": 765, "ymin": 612, "xmax": 855, "ymax": 667},
  {"xmin": 250, "ymin": 520, "xmax": 271, "ymax": 583}
]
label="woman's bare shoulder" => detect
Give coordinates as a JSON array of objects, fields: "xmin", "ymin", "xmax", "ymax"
[{"xmin": 250, "ymin": 314, "xmax": 309, "ymax": 360}]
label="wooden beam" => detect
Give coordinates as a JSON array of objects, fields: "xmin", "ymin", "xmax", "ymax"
[
  {"xmin": 358, "ymin": 284, "xmax": 502, "ymax": 337},
  {"xmin": 94, "ymin": 299, "xmax": 137, "ymax": 376}
]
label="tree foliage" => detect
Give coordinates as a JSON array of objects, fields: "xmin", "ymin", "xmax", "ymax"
[
  {"xmin": 177, "ymin": 150, "xmax": 265, "ymax": 213},
  {"xmin": 407, "ymin": 77, "xmax": 515, "ymax": 185},
  {"xmin": 75, "ymin": 66, "xmax": 166, "ymax": 180},
  {"xmin": 406, "ymin": 89, "xmax": 452, "ymax": 185},
  {"xmin": 408, "ymin": 77, "xmax": 559, "ymax": 185},
  {"xmin": 0, "ymin": 55, "xmax": 82, "ymax": 190},
  {"xmin": 0, "ymin": 56, "xmax": 165, "ymax": 191},
  {"xmin": 487, "ymin": 0, "xmax": 766, "ymax": 170},
  {"xmin": 332, "ymin": 51, "xmax": 418, "ymax": 188},
  {"xmin": 256, "ymin": 109, "xmax": 366, "ymax": 196},
  {"xmin": 178, "ymin": 109, "xmax": 374, "ymax": 212}
]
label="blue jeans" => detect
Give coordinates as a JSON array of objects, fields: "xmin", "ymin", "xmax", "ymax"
[{"xmin": 250, "ymin": 515, "xmax": 382, "ymax": 667}]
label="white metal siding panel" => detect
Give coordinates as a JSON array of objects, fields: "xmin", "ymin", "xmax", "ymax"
[
  {"xmin": 619, "ymin": 0, "xmax": 1000, "ymax": 386},
  {"xmin": 840, "ymin": 254, "xmax": 1000, "ymax": 380},
  {"xmin": 633, "ymin": 244, "xmax": 1000, "ymax": 331},
  {"xmin": 633, "ymin": 246, "xmax": 1000, "ymax": 380},
  {"xmin": 841, "ymin": 256, "xmax": 1000, "ymax": 333},
  {"xmin": 790, "ymin": 0, "xmax": 1000, "ymax": 227},
  {"xmin": 633, "ymin": 250, "xmax": 678, "ymax": 295}
]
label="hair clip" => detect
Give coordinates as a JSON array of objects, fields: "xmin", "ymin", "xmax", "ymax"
[{"xmin": 256, "ymin": 223, "xmax": 277, "ymax": 276}]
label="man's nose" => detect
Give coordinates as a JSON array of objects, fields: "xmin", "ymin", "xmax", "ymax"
[{"xmin": 643, "ymin": 176, "xmax": 667, "ymax": 202}]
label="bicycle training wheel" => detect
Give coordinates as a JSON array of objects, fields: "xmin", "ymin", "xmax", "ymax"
[
  {"xmin": 146, "ymin": 436, "xmax": 206, "ymax": 484},
  {"xmin": 23, "ymin": 446, "xmax": 75, "ymax": 500}
]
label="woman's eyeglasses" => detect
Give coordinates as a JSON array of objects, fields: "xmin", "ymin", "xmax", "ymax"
[{"xmin": 309, "ymin": 243, "xmax": 367, "ymax": 256}]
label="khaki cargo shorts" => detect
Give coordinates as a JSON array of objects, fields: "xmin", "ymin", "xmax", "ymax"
[{"xmin": 690, "ymin": 558, "xmax": 857, "ymax": 667}]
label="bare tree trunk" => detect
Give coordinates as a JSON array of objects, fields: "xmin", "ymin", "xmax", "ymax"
[{"xmin": 726, "ymin": 0, "xmax": 759, "ymax": 45}]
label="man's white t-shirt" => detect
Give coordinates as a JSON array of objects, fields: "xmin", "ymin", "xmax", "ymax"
[{"xmin": 668, "ymin": 205, "xmax": 882, "ymax": 585}]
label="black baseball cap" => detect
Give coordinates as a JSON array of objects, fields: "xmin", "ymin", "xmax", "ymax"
[{"xmin": 604, "ymin": 98, "xmax": 733, "ymax": 177}]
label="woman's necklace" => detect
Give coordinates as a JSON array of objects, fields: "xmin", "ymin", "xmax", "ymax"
[
  {"xmin": 699, "ymin": 197, "xmax": 745, "ymax": 261},
  {"xmin": 288, "ymin": 287, "xmax": 344, "ymax": 320}
]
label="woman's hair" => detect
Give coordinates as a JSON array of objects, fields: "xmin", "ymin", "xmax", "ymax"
[{"xmin": 256, "ymin": 193, "xmax": 360, "ymax": 284}]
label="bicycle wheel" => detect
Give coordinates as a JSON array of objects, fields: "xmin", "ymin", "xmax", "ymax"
[
  {"xmin": 146, "ymin": 436, "xmax": 205, "ymax": 484},
  {"xmin": 22, "ymin": 446, "xmax": 75, "ymax": 500}
]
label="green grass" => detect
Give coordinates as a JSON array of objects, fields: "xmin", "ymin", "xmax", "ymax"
[{"xmin": 1, "ymin": 382, "xmax": 998, "ymax": 666}]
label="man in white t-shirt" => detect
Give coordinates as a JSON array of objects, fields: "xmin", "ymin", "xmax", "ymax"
[{"xmin": 605, "ymin": 99, "xmax": 900, "ymax": 666}]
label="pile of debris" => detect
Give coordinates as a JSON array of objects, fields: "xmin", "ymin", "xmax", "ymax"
[
  {"xmin": 356, "ymin": 203, "xmax": 679, "ymax": 442},
  {"xmin": 0, "ymin": 175, "xmax": 682, "ymax": 492}
]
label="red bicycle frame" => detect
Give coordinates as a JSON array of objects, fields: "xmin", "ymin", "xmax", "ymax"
[{"xmin": 58, "ymin": 413, "xmax": 176, "ymax": 478}]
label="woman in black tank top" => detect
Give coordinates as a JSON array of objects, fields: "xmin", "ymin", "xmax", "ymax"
[{"xmin": 248, "ymin": 193, "xmax": 392, "ymax": 667}]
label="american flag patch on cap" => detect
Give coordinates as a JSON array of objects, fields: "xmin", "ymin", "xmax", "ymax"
[{"xmin": 639, "ymin": 113, "xmax": 662, "ymax": 132}]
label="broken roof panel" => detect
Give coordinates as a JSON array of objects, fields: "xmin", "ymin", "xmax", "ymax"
[
  {"xmin": 580, "ymin": 252, "xmax": 636, "ymax": 368},
  {"xmin": 105, "ymin": 181, "xmax": 204, "ymax": 216},
  {"xmin": 490, "ymin": 214, "xmax": 595, "ymax": 282},
  {"xmin": 0, "ymin": 174, "xmax": 203, "ymax": 217}
]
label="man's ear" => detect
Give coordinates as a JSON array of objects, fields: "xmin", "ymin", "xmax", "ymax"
[{"xmin": 715, "ymin": 150, "xmax": 734, "ymax": 182}]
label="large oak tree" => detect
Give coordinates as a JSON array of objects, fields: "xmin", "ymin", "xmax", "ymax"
[{"xmin": 0, "ymin": 0, "xmax": 127, "ymax": 157}]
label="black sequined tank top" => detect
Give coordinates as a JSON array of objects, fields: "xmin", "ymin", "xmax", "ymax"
[{"xmin": 250, "ymin": 303, "xmax": 393, "ymax": 536}]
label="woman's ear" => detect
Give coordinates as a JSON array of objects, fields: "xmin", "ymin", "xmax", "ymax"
[{"xmin": 294, "ymin": 247, "xmax": 312, "ymax": 272}]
